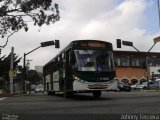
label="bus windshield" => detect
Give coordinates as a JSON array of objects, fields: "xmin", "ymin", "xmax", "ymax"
[{"xmin": 74, "ymin": 50, "xmax": 114, "ymax": 72}]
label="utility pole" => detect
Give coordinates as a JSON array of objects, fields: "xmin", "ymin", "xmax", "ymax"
[
  {"xmin": 10, "ymin": 47, "xmax": 14, "ymax": 94},
  {"xmin": 0, "ymin": 48, "xmax": 1, "ymax": 57},
  {"xmin": 22, "ymin": 53, "xmax": 26, "ymax": 94},
  {"xmin": 22, "ymin": 40, "xmax": 60, "ymax": 93}
]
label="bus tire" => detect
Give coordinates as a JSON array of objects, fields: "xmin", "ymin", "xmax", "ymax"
[
  {"xmin": 92, "ymin": 91, "xmax": 101, "ymax": 98},
  {"xmin": 47, "ymin": 91, "xmax": 52, "ymax": 95},
  {"xmin": 64, "ymin": 91, "xmax": 74, "ymax": 98},
  {"xmin": 51, "ymin": 91, "xmax": 56, "ymax": 95}
]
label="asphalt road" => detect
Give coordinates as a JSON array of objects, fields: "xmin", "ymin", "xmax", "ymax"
[{"xmin": 0, "ymin": 91, "xmax": 160, "ymax": 120}]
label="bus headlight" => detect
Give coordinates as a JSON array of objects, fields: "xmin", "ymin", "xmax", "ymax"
[
  {"xmin": 73, "ymin": 75, "xmax": 80, "ymax": 80},
  {"xmin": 73, "ymin": 75, "xmax": 87, "ymax": 83}
]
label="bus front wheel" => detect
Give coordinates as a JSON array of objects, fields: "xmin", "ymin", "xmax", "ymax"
[{"xmin": 92, "ymin": 91, "xmax": 101, "ymax": 98}]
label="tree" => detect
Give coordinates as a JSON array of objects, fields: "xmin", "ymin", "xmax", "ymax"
[
  {"xmin": 28, "ymin": 70, "xmax": 42, "ymax": 84},
  {"xmin": 0, "ymin": 53, "xmax": 21, "ymax": 80},
  {"xmin": 0, "ymin": 0, "xmax": 60, "ymax": 39}
]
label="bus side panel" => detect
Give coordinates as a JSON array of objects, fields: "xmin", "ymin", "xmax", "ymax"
[
  {"xmin": 51, "ymin": 64, "xmax": 54, "ymax": 91},
  {"xmin": 59, "ymin": 67, "xmax": 64, "ymax": 91},
  {"xmin": 53, "ymin": 71, "xmax": 60, "ymax": 91}
]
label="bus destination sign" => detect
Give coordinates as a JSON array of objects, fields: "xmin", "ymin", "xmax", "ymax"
[{"xmin": 80, "ymin": 42, "xmax": 106, "ymax": 48}]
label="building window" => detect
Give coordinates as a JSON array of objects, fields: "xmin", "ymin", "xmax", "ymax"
[
  {"xmin": 139, "ymin": 58, "xmax": 145, "ymax": 67},
  {"xmin": 130, "ymin": 58, "xmax": 145, "ymax": 67},
  {"xmin": 154, "ymin": 59, "xmax": 160, "ymax": 66},
  {"xmin": 115, "ymin": 58, "xmax": 120, "ymax": 66},
  {"xmin": 115, "ymin": 55, "xmax": 145, "ymax": 67},
  {"xmin": 115, "ymin": 57, "xmax": 129, "ymax": 66},
  {"xmin": 131, "ymin": 58, "xmax": 138, "ymax": 66},
  {"xmin": 120, "ymin": 58, "xmax": 129, "ymax": 66}
]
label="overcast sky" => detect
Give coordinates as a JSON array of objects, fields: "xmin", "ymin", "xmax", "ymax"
[{"xmin": 0, "ymin": 0, "xmax": 160, "ymax": 69}]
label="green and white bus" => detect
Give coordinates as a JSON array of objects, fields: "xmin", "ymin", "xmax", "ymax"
[{"xmin": 43, "ymin": 40, "xmax": 116, "ymax": 98}]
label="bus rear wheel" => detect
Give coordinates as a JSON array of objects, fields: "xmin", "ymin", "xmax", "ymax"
[
  {"xmin": 64, "ymin": 91, "xmax": 74, "ymax": 98},
  {"xmin": 92, "ymin": 91, "xmax": 101, "ymax": 98},
  {"xmin": 47, "ymin": 91, "xmax": 55, "ymax": 95},
  {"xmin": 47, "ymin": 91, "xmax": 52, "ymax": 95}
]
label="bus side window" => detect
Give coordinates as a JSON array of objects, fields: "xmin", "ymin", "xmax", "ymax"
[
  {"xmin": 70, "ymin": 52, "xmax": 75, "ymax": 63},
  {"xmin": 69, "ymin": 51, "xmax": 77, "ymax": 69}
]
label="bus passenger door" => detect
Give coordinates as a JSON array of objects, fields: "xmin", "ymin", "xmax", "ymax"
[{"xmin": 64, "ymin": 50, "xmax": 73, "ymax": 91}]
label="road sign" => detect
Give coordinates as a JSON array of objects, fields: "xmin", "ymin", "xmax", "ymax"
[{"xmin": 9, "ymin": 70, "xmax": 17, "ymax": 77}]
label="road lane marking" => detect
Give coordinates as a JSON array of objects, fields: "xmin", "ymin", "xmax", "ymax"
[{"xmin": 0, "ymin": 97, "xmax": 6, "ymax": 101}]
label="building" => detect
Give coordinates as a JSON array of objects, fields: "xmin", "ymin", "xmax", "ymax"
[{"xmin": 114, "ymin": 50, "xmax": 160, "ymax": 84}]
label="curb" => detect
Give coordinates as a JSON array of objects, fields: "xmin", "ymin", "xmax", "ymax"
[
  {"xmin": 0, "ymin": 93, "xmax": 33, "ymax": 97},
  {"xmin": 131, "ymin": 89, "xmax": 160, "ymax": 92},
  {"xmin": 0, "ymin": 94, "xmax": 14, "ymax": 97}
]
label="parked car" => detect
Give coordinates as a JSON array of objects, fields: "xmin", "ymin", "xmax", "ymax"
[
  {"xmin": 155, "ymin": 79, "xmax": 160, "ymax": 83},
  {"xmin": 107, "ymin": 79, "xmax": 131, "ymax": 92},
  {"xmin": 149, "ymin": 81, "xmax": 160, "ymax": 89},
  {"xmin": 131, "ymin": 82, "xmax": 148, "ymax": 90},
  {"xmin": 35, "ymin": 84, "xmax": 44, "ymax": 93},
  {"xmin": 117, "ymin": 80, "xmax": 131, "ymax": 92}
]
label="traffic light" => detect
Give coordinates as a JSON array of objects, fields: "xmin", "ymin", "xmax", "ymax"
[
  {"xmin": 122, "ymin": 41, "xmax": 133, "ymax": 46},
  {"xmin": 55, "ymin": 40, "xmax": 60, "ymax": 48},
  {"xmin": 41, "ymin": 40, "xmax": 60, "ymax": 48},
  {"xmin": 0, "ymin": 48, "xmax": 1, "ymax": 54},
  {"xmin": 41, "ymin": 41, "xmax": 54, "ymax": 47},
  {"xmin": 116, "ymin": 39, "xmax": 121, "ymax": 48}
]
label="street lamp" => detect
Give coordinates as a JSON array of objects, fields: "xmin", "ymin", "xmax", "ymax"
[
  {"xmin": 22, "ymin": 40, "xmax": 60, "ymax": 93},
  {"xmin": 154, "ymin": 36, "xmax": 160, "ymax": 43}
]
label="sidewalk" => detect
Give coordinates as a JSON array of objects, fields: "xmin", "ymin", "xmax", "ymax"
[
  {"xmin": 0, "ymin": 93, "xmax": 34, "ymax": 97},
  {"xmin": 131, "ymin": 89, "xmax": 160, "ymax": 92},
  {"xmin": 143, "ymin": 89, "xmax": 160, "ymax": 92},
  {"xmin": 0, "ymin": 91, "xmax": 44, "ymax": 97},
  {"xmin": 0, "ymin": 93, "xmax": 15, "ymax": 97}
]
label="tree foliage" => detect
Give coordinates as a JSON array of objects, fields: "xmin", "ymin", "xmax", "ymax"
[
  {"xmin": 0, "ymin": 0, "xmax": 60, "ymax": 38},
  {"xmin": 28, "ymin": 70, "xmax": 42, "ymax": 84},
  {"xmin": 0, "ymin": 53, "xmax": 21, "ymax": 80}
]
